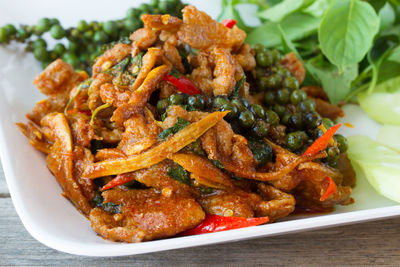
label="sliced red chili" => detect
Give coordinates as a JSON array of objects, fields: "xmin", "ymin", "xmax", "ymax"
[
  {"xmin": 320, "ymin": 177, "xmax": 337, "ymax": 201},
  {"xmin": 302, "ymin": 123, "xmax": 342, "ymax": 157},
  {"xmin": 180, "ymin": 214, "xmax": 269, "ymax": 236},
  {"xmin": 164, "ymin": 74, "xmax": 202, "ymax": 95},
  {"xmin": 222, "ymin": 19, "xmax": 237, "ymax": 29},
  {"xmin": 101, "ymin": 173, "xmax": 135, "ymax": 191}
]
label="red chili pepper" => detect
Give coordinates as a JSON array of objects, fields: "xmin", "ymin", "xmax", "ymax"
[
  {"xmin": 222, "ymin": 19, "xmax": 237, "ymax": 29},
  {"xmin": 320, "ymin": 177, "xmax": 337, "ymax": 201},
  {"xmin": 164, "ymin": 75, "xmax": 202, "ymax": 95},
  {"xmin": 302, "ymin": 123, "xmax": 342, "ymax": 157},
  {"xmin": 180, "ymin": 215, "xmax": 269, "ymax": 236},
  {"xmin": 101, "ymin": 173, "xmax": 134, "ymax": 191}
]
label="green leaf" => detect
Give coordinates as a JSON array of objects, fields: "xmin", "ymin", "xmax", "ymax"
[
  {"xmin": 318, "ymin": 0, "xmax": 380, "ymax": 70},
  {"xmin": 358, "ymin": 76, "xmax": 400, "ymax": 125},
  {"xmin": 277, "ymin": 24, "xmax": 299, "ymax": 56},
  {"xmin": 158, "ymin": 117, "xmax": 190, "ymax": 140},
  {"xmin": 347, "ymin": 135, "xmax": 400, "ymax": 203},
  {"xmin": 302, "ymin": 0, "xmax": 330, "ymax": 17},
  {"xmin": 217, "ymin": 0, "xmax": 251, "ymax": 32},
  {"xmin": 258, "ymin": 0, "xmax": 314, "ymax": 22},
  {"xmin": 246, "ymin": 13, "xmax": 320, "ymax": 47},
  {"xmin": 167, "ymin": 164, "xmax": 191, "ymax": 185},
  {"xmin": 306, "ymin": 59, "xmax": 358, "ymax": 104},
  {"xmin": 388, "ymin": 45, "xmax": 400, "ymax": 64},
  {"xmin": 378, "ymin": 2, "xmax": 396, "ymax": 32}
]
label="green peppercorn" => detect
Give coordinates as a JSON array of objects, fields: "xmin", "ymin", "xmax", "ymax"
[
  {"xmin": 4, "ymin": 24, "xmax": 17, "ymax": 36},
  {"xmin": 213, "ymin": 96, "xmax": 230, "ymax": 109},
  {"xmin": 219, "ymin": 103, "xmax": 238, "ymax": 120},
  {"xmin": 231, "ymin": 98, "xmax": 247, "ymax": 112},
  {"xmin": 16, "ymin": 27, "xmax": 31, "ymax": 41},
  {"xmin": 181, "ymin": 93, "xmax": 189, "ymax": 104},
  {"xmin": 287, "ymin": 113, "xmax": 303, "ymax": 130},
  {"xmin": 257, "ymin": 76, "xmax": 269, "ymax": 91},
  {"xmin": 50, "ymin": 18, "xmax": 60, "ymax": 26},
  {"xmin": 62, "ymin": 52, "xmax": 78, "ymax": 67},
  {"xmin": 33, "ymin": 38, "xmax": 47, "ymax": 49},
  {"xmin": 188, "ymin": 95, "xmax": 205, "ymax": 110},
  {"xmin": 303, "ymin": 111, "xmax": 322, "ymax": 129},
  {"xmin": 290, "ymin": 90, "xmax": 302, "ymax": 105},
  {"xmin": 53, "ymin": 43, "xmax": 66, "ymax": 56},
  {"xmin": 158, "ymin": 1, "xmax": 169, "ymax": 13},
  {"xmin": 273, "ymin": 104, "xmax": 286, "ymax": 118},
  {"xmin": 83, "ymin": 30, "xmax": 94, "ymax": 40},
  {"xmin": 253, "ymin": 44, "xmax": 264, "ymax": 54},
  {"xmin": 265, "ymin": 110, "xmax": 280, "ymax": 126},
  {"xmin": 276, "ymin": 88, "xmax": 290, "ymax": 104},
  {"xmin": 169, "ymin": 94, "xmax": 184, "ymax": 105},
  {"xmin": 270, "ymin": 49, "xmax": 281, "ymax": 64},
  {"xmin": 298, "ymin": 99, "xmax": 316, "ymax": 112},
  {"xmin": 50, "ymin": 24, "xmax": 66, "ymax": 39},
  {"xmin": 93, "ymin": 31, "xmax": 108, "ymax": 43},
  {"xmin": 281, "ymin": 113, "xmax": 291, "ymax": 125},
  {"xmin": 103, "ymin": 21, "xmax": 118, "ymax": 36},
  {"xmin": 126, "ymin": 8, "xmax": 140, "ymax": 19},
  {"xmin": 157, "ymin": 98, "xmax": 170, "ymax": 114},
  {"xmin": 256, "ymin": 52, "xmax": 273, "ymax": 67},
  {"xmin": 266, "ymin": 74, "xmax": 281, "ymax": 89},
  {"xmin": 68, "ymin": 41, "xmax": 80, "ymax": 52},
  {"xmin": 33, "ymin": 46, "xmax": 48, "ymax": 62},
  {"xmin": 313, "ymin": 128, "xmax": 324, "ymax": 139},
  {"xmin": 139, "ymin": 3, "xmax": 151, "ymax": 14},
  {"xmin": 334, "ymin": 134, "xmax": 348, "ymax": 153},
  {"xmin": 282, "ymin": 76, "xmax": 299, "ymax": 90},
  {"xmin": 322, "ymin": 118, "xmax": 334, "ymax": 129},
  {"xmin": 149, "ymin": 0, "xmax": 159, "ymax": 7},
  {"xmin": 276, "ymin": 66, "xmax": 291, "ymax": 77},
  {"xmin": 286, "ymin": 131, "xmax": 305, "ymax": 151},
  {"xmin": 36, "ymin": 18, "xmax": 51, "ymax": 34},
  {"xmin": 264, "ymin": 91, "xmax": 275, "ymax": 106},
  {"xmin": 250, "ymin": 104, "xmax": 265, "ymax": 118},
  {"xmin": 0, "ymin": 27, "xmax": 9, "ymax": 43},
  {"xmin": 77, "ymin": 20, "xmax": 89, "ymax": 32},
  {"xmin": 241, "ymin": 98, "xmax": 250, "ymax": 108},
  {"xmin": 252, "ymin": 119, "xmax": 269, "ymax": 137},
  {"xmin": 202, "ymin": 95, "xmax": 213, "ymax": 109},
  {"xmin": 124, "ymin": 18, "xmax": 141, "ymax": 32},
  {"xmin": 255, "ymin": 67, "xmax": 264, "ymax": 79},
  {"xmin": 326, "ymin": 146, "xmax": 340, "ymax": 164},
  {"xmin": 239, "ymin": 111, "xmax": 255, "ymax": 128}
]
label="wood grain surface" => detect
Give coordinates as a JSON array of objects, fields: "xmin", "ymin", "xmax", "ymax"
[{"xmin": 1, "ymin": 164, "xmax": 399, "ymax": 267}]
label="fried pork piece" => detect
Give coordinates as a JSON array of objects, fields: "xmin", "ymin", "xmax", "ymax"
[
  {"xmin": 92, "ymin": 43, "xmax": 131, "ymax": 78},
  {"xmin": 189, "ymin": 51, "xmax": 214, "ymax": 95},
  {"xmin": 16, "ymin": 122, "xmax": 52, "ymax": 154},
  {"xmin": 211, "ymin": 47, "xmax": 237, "ymax": 95},
  {"xmin": 280, "ymin": 52, "xmax": 305, "ymax": 85},
  {"xmin": 40, "ymin": 113, "xmax": 92, "ymax": 215},
  {"xmin": 178, "ymin": 6, "xmax": 246, "ymax": 50},
  {"xmin": 90, "ymin": 188, "xmax": 205, "ymax": 242},
  {"xmin": 28, "ymin": 59, "xmax": 88, "ymax": 124}
]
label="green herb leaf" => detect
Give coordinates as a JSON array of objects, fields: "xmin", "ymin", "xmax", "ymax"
[
  {"xmin": 158, "ymin": 117, "xmax": 190, "ymax": 140},
  {"xmin": 230, "ymin": 76, "xmax": 246, "ymax": 98},
  {"xmin": 318, "ymin": 0, "xmax": 380, "ymax": 71},
  {"xmin": 167, "ymin": 164, "xmax": 191, "ymax": 185},
  {"xmin": 258, "ymin": 0, "xmax": 314, "ymax": 22},
  {"xmin": 246, "ymin": 13, "xmax": 320, "ymax": 48},
  {"xmin": 306, "ymin": 58, "xmax": 358, "ymax": 104},
  {"xmin": 218, "ymin": 0, "xmax": 251, "ymax": 32},
  {"xmin": 211, "ymin": 160, "xmax": 225, "ymax": 169},
  {"xmin": 302, "ymin": 0, "xmax": 330, "ymax": 18},
  {"xmin": 388, "ymin": 45, "xmax": 400, "ymax": 64},
  {"xmin": 378, "ymin": 2, "xmax": 396, "ymax": 32}
]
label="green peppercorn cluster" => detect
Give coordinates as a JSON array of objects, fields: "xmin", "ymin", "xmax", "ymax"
[
  {"xmin": 0, "ymin": 0, "xmax": 185, "ymax": 73},
  {"xmin": 253, "ymin": 44, "xmax": 348, "ymax": 166}
]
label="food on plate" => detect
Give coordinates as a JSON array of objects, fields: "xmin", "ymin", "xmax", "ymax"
[{"xmin": 17, "ymin": 5, "xmax": 356, "ymax": 243}]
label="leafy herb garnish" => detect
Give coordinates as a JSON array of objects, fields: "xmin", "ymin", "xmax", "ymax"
[
  {"xmin": 158, "ymin": 117, "xmax": 190, "ymax": 140},
  {"xmin": 230, "ymin": 76, "xmax": 246, "ymax": 98},
  {"xmin": 167, "ymin": 164, "xmax": 191, "ymax": 185}
]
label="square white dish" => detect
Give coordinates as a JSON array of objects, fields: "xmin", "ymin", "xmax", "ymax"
[{"xmin": 0, "ymin": 0, "xmax": 399, "ymax": 257}]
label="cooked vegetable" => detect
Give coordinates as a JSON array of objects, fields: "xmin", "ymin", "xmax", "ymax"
[
  {"xmin": 303, "ymin": 123, "xmax": 341, "ymax": 157},
  {"xmin": 377, "ymin": 125, "xmax": 400, "ymax": 153},
  {"xmin": 319, "ymin": 177, "xmax": 337, "ymax": 202},
  {"xmin": 347, "ymin": 135, "xmax": 400, "ymax": 203},
  {"xmin": 164, "ymin": 74, "xmax": 202, "ymax": 95},
  {"xmin": 180, "ymin": 215, "xmax": 269, "ymax": 236},
  {"xmin": 159, "ymin": 117, "xmax": 190, "ymax": 140}
]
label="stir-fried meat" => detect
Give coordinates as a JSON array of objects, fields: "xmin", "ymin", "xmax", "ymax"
[
  {"xmin": 28, "ymin": 60, "xmax": 87, "ymax": 124},
  {"xmin": 99, "ymin": 82, "xmax": 132, "ymax": 107},
  {"xmin": 16, "ymin": 122, "xmax": 52, "ymax": 154},
  {"xmin": 255, "ymin": 183, "xmax": 295, "ymax": 222},
  {"xmin": 235, "ymin": 44, "xmax": 256, "ymax": 72},
  {"xmin": 41, "ymin": 113, "xmax": 92, "ymax": 215},
  {"xmin": 178, "ymin": 6, "xmax": 246, "ymax": 50},
  {"xmin": 90, "ymin": 188, "xmax": 205, "ymax": 242},
  {"xmin": 338, "ymin": 153, "xmax": 356, "ymax": 187},
  {"xmin": 73, "ymin": 146, "xmax": 96, "ymax": 201},
  {"xmin": 189, "ymin": 51, "xmax": 214, "ymax": 95},
  {"xmin": 280, "ymin": 52, "xmax": 305, "ymax": 85},
  {"xmin": 211, "ymin": 47, "xmax": 238, "ymax": 95},
  {"xmin": 131, "ymin": 47, "xmax": 163, "ymax": 91},
  {"xmin": 88, "ymin": 73, "xmax": 113, "ymax": 110},
  {"xmin": 92, "ymin": 43, "xmax": 131, "ymax": 78},
  {"xmin": 164, "ymin": 42, "xmax": 185, "ymax": 73},
  {"xmin": 130, "ymin": 28, "xmax": 159, "ymax": 56},
  {"xmin": 117, "ymin": 113, "xmax": 161, "ymax": 155},
  {"xmin": 141, "ymin": 14, "xmax": 183, "ymax": 31},
  {"xmin": 71, "ymin": 118, "xmax": 96, "ymax": 148},
  {"xmin": 315, "ymin": 98, "xmax": 345, "ymax": 120}
]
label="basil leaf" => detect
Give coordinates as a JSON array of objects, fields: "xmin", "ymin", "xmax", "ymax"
[
  {"xmin": 158, "ymin": 117, "xmax": 190, "ymax": 140},
  {"xmin": 258, "ymin": 0, "xmax": 314, "ymax": 22},
  {"xmin": 306, "ymin": 59, "xmax": 358, "ymax": 104},
  {"xmin": 167, "ymin": 164, "xmax": 191, "ymax": 185},
  {"xmin": 318, "ymin": 0, "xmax": 380, "ymax": 71},
  {"xmin": 302, "ymin": 0, "xmax": 330, "ymax": 18},
  {"xmin": 247, "ymin": 12, "xmax": 320, "ymax": 47},
  {"xmin": 230, "ymin": 76, "xmax": 246, "ymax": 98},
  {"xmin": 378, "ymin": 2, "xmax": 396, "ymax": 32}
]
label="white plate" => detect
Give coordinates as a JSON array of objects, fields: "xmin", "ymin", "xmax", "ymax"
[{"xmin": 0, "ymin": 0, "xmax": 399, "ymax": 257}]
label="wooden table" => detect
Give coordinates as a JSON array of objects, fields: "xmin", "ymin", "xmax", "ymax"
[{"xmin": 1, "ymin": 164, "xmax": 399, "ymax": 266}]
